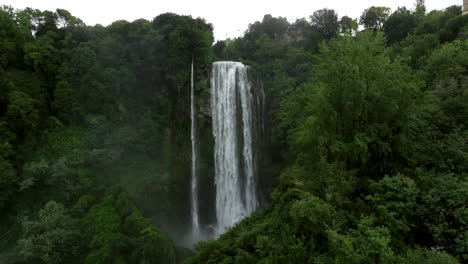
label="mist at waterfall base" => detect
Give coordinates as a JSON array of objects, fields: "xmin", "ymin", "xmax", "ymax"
[{"xmin": 186, "ymin": 61, "xmax": 265, "ymax": 246}]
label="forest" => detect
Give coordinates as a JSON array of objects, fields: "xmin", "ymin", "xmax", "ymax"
[{"xmin": 0, "ymin": 1, "xmax": 467, "ymax": 263}]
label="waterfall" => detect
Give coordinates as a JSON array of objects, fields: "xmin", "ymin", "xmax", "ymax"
[
  {"xmin": 190, "ymin": 56, "xmax": 200, "ymax": 240},
  {"xmin": 211, "ymin": 61, "xmax": 260, "ymax": 236}
]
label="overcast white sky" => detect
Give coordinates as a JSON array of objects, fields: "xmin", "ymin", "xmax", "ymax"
[{"xmin": 2, "ymin": 0, "xmax": 461, "ymax": 40}]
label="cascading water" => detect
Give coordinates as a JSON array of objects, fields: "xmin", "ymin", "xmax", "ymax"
[
  {"xmin": 211, "ymin": 61, "xmax": 261, "ymax": 236},
  {"xmin": 190, "ymin": 57, "xmax": 200, "ymax": 240}
]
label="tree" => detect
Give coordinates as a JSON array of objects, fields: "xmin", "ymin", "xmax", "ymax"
[
  {"xmin": 445, "ymin": 5, "xmax": 462, "ymax": 16},
  {"xmin": 398, "ymin": 34, "xmax": 439, "ymax": 69},
  {"xmin": 360, "ymin": 6, "xmax": 391, "ymax": 31},
  {"xmin": 402, "ymin": 249, "xmax": 459, "ymax": 264},
  {"xmin": 55, "ymin": 8, "xmax": 84, "ymax": 28},
  {"xmin": 245, "ymin": 14, "xmax": 290, "ymax": 40},
  {"xmin": 17, "ymin": 201, "xmax": 81, "ymax": 264},
  {"xmin": 414, "ymin": 0, "xmax": 426, "ymax": 16},
  {"xmin": 339, "ymin": 16, "xmax": 358, "ymax": 36},
  {"xmin": 384, "ymin": 7, "xmax": 418, "ymax": 44},
  {"xmin": 0, "ymin": 155, "xmax": 15, "ymax": 210},
  {"xmin": 310, "ymin": 8, "xmax": 339, "ymax": 40},
  {"xmin": 33, "ymin": 10, "xmax": 59, "ymax": 37},
  {"xmin": 5, "ymin": 91, "xmax": 39, "ymax": 136},
  {"xmin": 416, "ymin": 171, "xmax": 468, "ymax": 260},
  {"xmin": 328, "ymin": 217, "xmax": 395, "ymax": 263},
  {"xmin": 425, "ymin": 40, "xmax": 468, "ymax": 129},
  {"xmin": 288, "ymin": 32, "xmax": 420, "ymax": 176}
]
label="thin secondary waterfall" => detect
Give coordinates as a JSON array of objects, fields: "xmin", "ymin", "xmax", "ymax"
[
  {"xmin": 211, "ymin": 61, "xmax": 260, "ymax": 236},
  {"xmin": 190, "ymin": 56, "xmax": 200, "ymax": 240}
]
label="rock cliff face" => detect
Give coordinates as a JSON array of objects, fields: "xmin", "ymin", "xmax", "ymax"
[{"xmin": 193, "ymin": 63, "xmax": 216, "ymax": 234}]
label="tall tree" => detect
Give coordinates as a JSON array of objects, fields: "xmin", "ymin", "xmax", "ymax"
[
  {"xmin": 383, "ymin": 7, "xmax": 418, "ymax": 44},
  {"xmin": 414, "ymin": 0, "xmax": 426, "ymax": 16},
  {"xmin": 287, "ymin": 32, "xmax": 420, "ymax": 176},
  {"xmin": 339, "ymin": 16, "xmax": 358, "ymax": 36},
  {"xmin": 310, "ymin": 8, "xmax": 339, "ymax": 40},
  {"xmin": 360, "ymin": 6, "xmax": 391, "ymax": 31}
]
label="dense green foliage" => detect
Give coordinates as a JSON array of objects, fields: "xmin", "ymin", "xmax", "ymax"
[
  {"xmin": 0, "ymin": 6, "xmax": 213, "ymax": 263},
  {"xmin": 187, "ymin": 3, "xmax": 467, "ymax": 264},
  {"xmin": 1, "ymin": 1, "xmax": 467, "ymax": 264}
]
